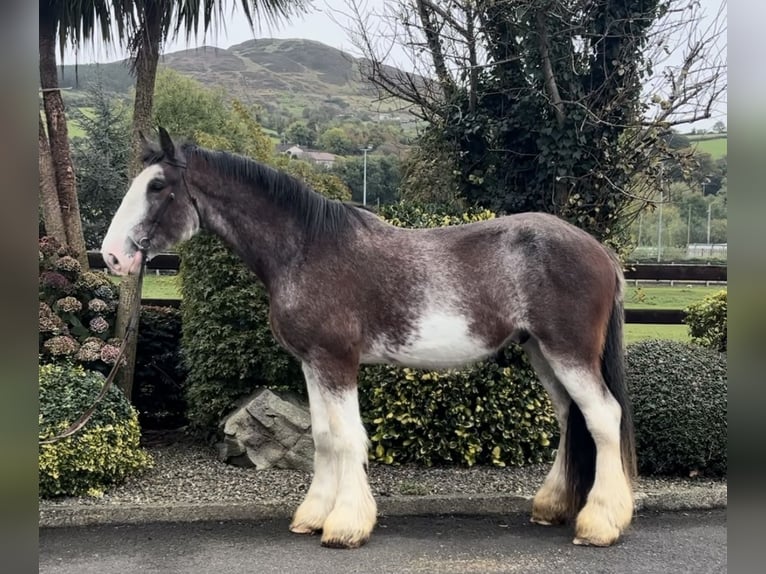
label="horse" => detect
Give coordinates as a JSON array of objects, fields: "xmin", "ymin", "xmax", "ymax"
[{"xmin": 101, "ymin": 127, "xmax": 637, "ymax": 549}]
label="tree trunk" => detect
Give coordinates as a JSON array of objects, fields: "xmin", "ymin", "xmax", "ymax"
[
  {"xmin": 39, "ymin": 114, "xmax": 67, "ymax": 244},
  {"xmin": 39, "ymin": 13, "xmax": 89, "ymax": 269},
  {"xmin": 115, "ymin": 5, "xmax": 162, "ymax": 400}
]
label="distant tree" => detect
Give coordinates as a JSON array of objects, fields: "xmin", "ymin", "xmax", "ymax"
[
  {"xmin": 285, "ymin": 120, "xmax": 317, "ymax": 147},
  {"xmin": 318, "ymin": 127, "xmax": 354, "ymax": 155},
  {"xmin": 713, "ymin": 120, "xmax": 726, "ymax": 133},
  {"xmin": 71, "ymin": 80, "xmax": 132, "ymax": 249},
  {"xmin": 152, "ymin": 69, "xmax": 273, "ymax": 160},
  {"xmin": 330, "ymin": 155, "xmax": 402, "ymax": 205}
]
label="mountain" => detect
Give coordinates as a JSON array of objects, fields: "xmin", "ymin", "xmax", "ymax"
[{"xmin": 58, "ymin": 38, "xmax": 421, "ymax": 120}]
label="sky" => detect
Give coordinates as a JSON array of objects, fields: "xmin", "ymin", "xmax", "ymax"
[{"xmin": 62, "ymin": 0, "xmax": 727, "ymax": 130}]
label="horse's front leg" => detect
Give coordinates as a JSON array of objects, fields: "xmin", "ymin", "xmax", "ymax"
[
  {"xmin": 295, "ymin": 358, "xmax": 377, "ymax": 548},
  {"xmin": 290, "ymin": 363, "xmax": 338, "ymax": 535}
]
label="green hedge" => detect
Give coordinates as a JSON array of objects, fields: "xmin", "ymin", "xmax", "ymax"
[
  {"xmin": 626, "ymin": 340, "xmax": 727, "ymax": 477},
  {"xmin": 39, "ymin": 363, "xmax": 153, "ymax": 498},
  {"xmin": 359, "ymin": 346, "xmax": 556, "ymax": 467},
  {"xmin": 684, "ymin": 289, "xmax": 727, "ymax": 352}
]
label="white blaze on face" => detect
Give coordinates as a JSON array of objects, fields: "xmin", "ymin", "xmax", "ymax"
[{"xmin": 101, "ymin": 164, "xmax": 164, "ymax": 276}]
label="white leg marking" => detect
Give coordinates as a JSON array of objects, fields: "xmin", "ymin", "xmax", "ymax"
[
  {"xmin": 290, "ymin": 365, "xmax": 337, "ymax": 534},
  {"xmin": 552, "ymin": 364, "xmax": 634, "ymax": 546},
  {"xmin": 525, "ymin": 345, "xmax": 571, "ymax": 525},
  {"xmin": 320, "ymin": 386, "xmax": 377, "ymax": 548}
]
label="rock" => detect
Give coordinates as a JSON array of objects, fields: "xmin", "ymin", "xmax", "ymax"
[{"xmin": 217, "ymin": 388, "xmax": 314, "ymax": 471}]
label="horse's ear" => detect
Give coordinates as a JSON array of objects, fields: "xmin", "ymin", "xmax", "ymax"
[
  {"xmin": 157, "ymin": 126, "xmax": 176, "ymax": 160},
  {"xmin": 138, "ymin": 130, "xmax": 152, "ymax": 153}
]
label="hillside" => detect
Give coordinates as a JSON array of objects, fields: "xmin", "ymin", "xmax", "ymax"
[{"xmin": 58, "ymin": 38, "xmax": 421, "ymax": 121}]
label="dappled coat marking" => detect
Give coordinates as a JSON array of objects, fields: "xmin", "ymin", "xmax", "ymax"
[{"xmin": 102, "ymin": 128, "xmax": 637, "ymax": 549}]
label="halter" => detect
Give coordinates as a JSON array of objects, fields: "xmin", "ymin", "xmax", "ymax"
[{"xmin": 136, "ymin": 158, "xmax": 201, "ymax": 256}]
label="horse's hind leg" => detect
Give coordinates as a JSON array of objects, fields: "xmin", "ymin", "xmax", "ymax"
[
  {"xmin": 301, "ymin": 359, "xmax": 376, "ymax": 548},
  {"xmin": 290, "ymin": 364, "xmax": 338, "ymax": 535},
  {"xmin": 545, "ymin": 353, "xmax": 634, "ymax": 546},
  {"xmin": 523, "ymin": 340, "xmax": 572, "ymax": 526}
]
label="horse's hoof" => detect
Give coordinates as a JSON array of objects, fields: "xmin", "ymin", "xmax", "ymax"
[
  {"xmin": 530, "ymin": 510, "xmax": 567, "ymax": 526},
  {"xmin": 320, "ymin": 535, "xmax": 369, "ymax": 549},
  {"xmin": 572, "ymin": 535, "xmax": 617, "ymax": 547},
  {"xmin": 289, "ymin": 523, "xmax": 320, "ymax": 535}
]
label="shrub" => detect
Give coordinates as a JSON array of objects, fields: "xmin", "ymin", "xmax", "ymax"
[
  {"xmin": 359, "ymin": 346, "xmax": 557, "ymax": 467},
  {"xmin": 626, "ymin": 340, "xmax": 727, "ymax": 477},
  {"xmin": 376, "ymin": 201, "xmax": 496, "ymax": 228},
  {"xmin": 684, "ymin": 289, "xmax": 727, "ymax": 352},
  {"xmin": 38, "ymin": 236, "xmax": 122, "ymax": 376},
  {"xmin": 134, "ymin": 305, "xmax": 188, "ymax": 429},
  {"xmin": 38, "ymin": 363, "xmax": 153, "ymax": 498}
]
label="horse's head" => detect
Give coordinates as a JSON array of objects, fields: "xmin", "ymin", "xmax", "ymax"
[{"xmin": 101, "ymin": 127, "xmax": 200, "ymax": 275}]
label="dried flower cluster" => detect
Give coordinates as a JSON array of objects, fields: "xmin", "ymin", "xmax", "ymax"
[{"xmin": 38, "ymin": 236, "xmax": 123, "ymax": 373}]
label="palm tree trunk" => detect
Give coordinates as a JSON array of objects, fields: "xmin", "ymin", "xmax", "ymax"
[
  {"xmin": 115, "ymin": 5, "xmax": 162, "ymax": 400},
  {"xmin": 39, "ymin": 12, "xmax": 89, "ymax": 270},
  {"xmin": 39, "ymin": 114, "xmax": 67, "ymax": 244}
]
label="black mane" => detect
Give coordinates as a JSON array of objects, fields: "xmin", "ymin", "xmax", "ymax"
[
  {"xmin": 188, "ymin": 144, "xmax": 370, "ymax": 240},
  {"xmin": 146, "ymin": 140, "xmax": 368, "ymax": 241}
]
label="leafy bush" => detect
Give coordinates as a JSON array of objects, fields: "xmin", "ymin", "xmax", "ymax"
[
  {"xmin": 39, "ymin": 363, "xmax": 153, "ymax": 498},
  {"xmin": 39, "ymin": 236, "xmax": 123, "ymax": 376},
  {"xmin": 134, "ymin": 305, "xmax": 188, "ymax": 429},
  {"xmin": 359, "ymin": 346, "xmax": 557, "ymax": 467},
  {"xmin": 626, "ymin": 340, "xmax": 727, "ymax": 477},
  {"xmin": 684, "ymin": 289, "xmax": 727, "ymax": 352},
  {"xmin": 376, "ymin": 201, "xmax": 496, "ymax": 228}
]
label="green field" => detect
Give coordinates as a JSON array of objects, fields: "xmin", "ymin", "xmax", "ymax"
[
  {"xmin": 129, "ymin": 277, "xmax": 719, "ymax": 344},
  {"xmin": 624, "ymin": 284, "xmax": 721, "ymax": 309},
  {"xmin": 690, "ymin": 136, "xmax": 727, "ymax": 159}
]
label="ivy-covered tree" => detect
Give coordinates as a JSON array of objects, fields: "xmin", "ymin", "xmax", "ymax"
[{"xmin": 351, "ymin": 0, "xmax": 726, "ymax": 247}]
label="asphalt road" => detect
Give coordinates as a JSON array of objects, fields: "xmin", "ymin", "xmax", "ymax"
[{"xmin": 39, "ymin": 508, "xmax": 726, "ymax": 574}]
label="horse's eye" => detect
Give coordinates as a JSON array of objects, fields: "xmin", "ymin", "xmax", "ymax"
[{"xmin": 148, "ymin": 179, "xmax": 165, "ymax": 192}]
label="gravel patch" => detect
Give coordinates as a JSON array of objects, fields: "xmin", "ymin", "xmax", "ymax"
[{"xmin": 39, "ymin": 433, "xmax": 726, "ymax": 510}]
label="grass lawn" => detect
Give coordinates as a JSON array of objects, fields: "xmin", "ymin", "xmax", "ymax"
[
  {"xmin": 691, "ymin": 137, "xmax": 727, "ymax": 159},
  {"xmin": 624, "ymin": 323, "xmax": 688, "ymax": 344},
  {"xmin": 624, "ymin": 284, "xmax": 722, "ymax": 309},
  {"xmin": 115, "ymin": 274, "xmax": 182, "ymax": 299},
  {"xmin": 133, "ymin": 277, "xmax": 718, "ymax": 344}
]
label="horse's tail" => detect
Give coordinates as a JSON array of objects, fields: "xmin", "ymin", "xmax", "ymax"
[{"xmin": 564, "ymin": 255, "xmax": 637, "ymax": 515}]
